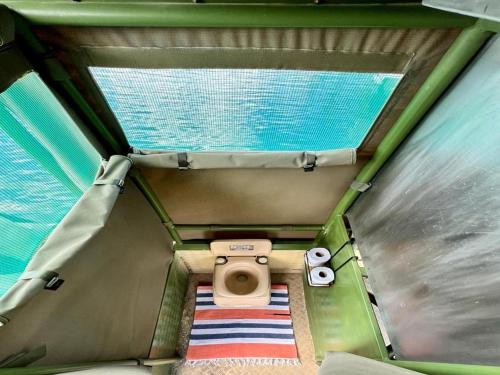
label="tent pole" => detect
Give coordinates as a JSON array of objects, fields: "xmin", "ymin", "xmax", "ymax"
[{"xmin": 0, "ymin": 3, "xmax": 474, "ymax": 28}]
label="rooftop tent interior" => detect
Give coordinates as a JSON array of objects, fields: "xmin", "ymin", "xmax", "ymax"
[{"xmin": 0, "ymin": 1, "xmax": 499, "ymax": 374}]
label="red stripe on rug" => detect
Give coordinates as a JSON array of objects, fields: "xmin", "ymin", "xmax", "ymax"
[
  {"xmin": 195, "ymin": 309, "xmax": 291, "ymax": 320},
  {"xmin": 187, "ymin": 343, "xmax": 298, "ymax": 360},
  {"xmin": 271, "ymin": 284, "xmax": 288, "ymax": 290},
  {"xmin": 197, "ymin": 285, "xmax": 213, "ymax": 290}
]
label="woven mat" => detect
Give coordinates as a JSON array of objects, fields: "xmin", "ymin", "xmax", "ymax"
[{"xmin": 185, "ymin": 284, "xmax": 299, "ymax": 366}]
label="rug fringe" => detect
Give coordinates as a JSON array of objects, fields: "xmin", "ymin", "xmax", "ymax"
[{"xmin": 183, "ymin": 358, "xmax": 301, "ymax": 367}]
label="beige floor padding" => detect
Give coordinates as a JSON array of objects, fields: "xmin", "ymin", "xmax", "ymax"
[{"xmin": 173, "ymin": 273, "xmax": 318, "ymax": 375}]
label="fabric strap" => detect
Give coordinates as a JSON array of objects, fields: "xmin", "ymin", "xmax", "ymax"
[
  {"xmin": 19, "ymin": 270, "xmax": 59, "ymax": 282},
  {"xmin": 129, "ymin": 149, "xmax": 356, "ymax": 169},
  {"xmin": 93, "ymin": 178, "xmax": 125, "ymax": 187}
]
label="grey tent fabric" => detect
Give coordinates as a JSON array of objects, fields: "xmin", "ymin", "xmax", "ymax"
[
  {"xmin": 346, "ymin": 36, "xmax": 500, "ymax": 365},
  {"xmin": 129, "ymin": 149, "xmax": 356, "ymax": 169},
  {"xmin": 319, "ymin": 352, "xmax": 422, "ymax": 375},
  {"xmin": 0, "ymin": 155, "xmax": 131, "ymax": 317},
  {"xmin": 423, "ymin": 0, "xmax": 500, "ymax": 22}
]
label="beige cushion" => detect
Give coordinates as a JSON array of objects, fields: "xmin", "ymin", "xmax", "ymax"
[{"xmin": 319, "ymin": 352, "xmax": 422, "ymax": 375}]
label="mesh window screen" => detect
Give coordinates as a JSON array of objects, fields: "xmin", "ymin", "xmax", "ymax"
[
  {"xmin": 90, "ymin": 68, "xmax": 402, "ymax": 152},
  {"xmin": 0, "ymin": 72, "xmax": 101, "ymax": 297}
]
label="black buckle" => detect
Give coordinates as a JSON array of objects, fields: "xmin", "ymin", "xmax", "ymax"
[
  {"xmin": 304, "ymin": 153, "xmax": 317, "ymax": 172},
  {"xmin": 117, "ymin": 178, "xmax": 125, "ymax": 194},
  {"xmin": 177, "ymin": 152, "xmax": 190, "ymax": 171},
  {"xmin": 44, "ymin": 276, "xmax": 64, "ymax": 291}
]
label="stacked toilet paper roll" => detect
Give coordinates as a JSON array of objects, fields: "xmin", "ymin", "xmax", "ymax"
[
  {"xmin": 306, "ymin": 247, "xmax": 331, "ymax": 266},
  {"xmin": 310, "ymin": 267, "xmax": 335, "ymax": 285},
  {"xmin": 306, "ymin": 247, "xmax": 335, "ymax": 285}
]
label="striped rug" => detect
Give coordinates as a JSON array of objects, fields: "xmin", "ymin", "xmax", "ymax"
[{"xmin": 185, "ymin": 284, "xmax": 299, "ymax": 366}]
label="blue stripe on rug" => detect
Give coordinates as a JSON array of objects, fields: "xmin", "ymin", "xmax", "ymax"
[
  {"xmin": 192, "ymin": 323, "xmax": 292, "ymax": 329},
  {"xmin": 271, "ymin": 292, "xmax": 289, "ymax": 297},
  {"xmin": 190, "ymin": 333, "xmax": 295, "ymax": 340}
]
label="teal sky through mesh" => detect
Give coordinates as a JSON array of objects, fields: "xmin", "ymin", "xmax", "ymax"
[
  {"xmin": 0, "ymin": 73, "xmax": 100, "ymax": 297},
  {"xmin": 90, "ymin": 68, "xmax": 402, "ymax": 152}
]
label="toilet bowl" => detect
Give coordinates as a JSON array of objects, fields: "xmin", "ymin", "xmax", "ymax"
[{"xmin": 211, "ymin": 239, "xmax": 271, "ymax": 307}]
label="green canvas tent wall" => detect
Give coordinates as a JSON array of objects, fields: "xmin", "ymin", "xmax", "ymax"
[{"xmin": 0, "ymin": 1, "xmax": 498, "ymax": 375}]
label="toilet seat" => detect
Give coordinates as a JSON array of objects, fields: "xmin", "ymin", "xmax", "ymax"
[{"xmin": 213, "ymin": 257, "xmax": 271, "ymax": 307}]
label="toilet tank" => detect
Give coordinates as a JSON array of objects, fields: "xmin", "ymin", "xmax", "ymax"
[{"xmin": 210, "ymin": 239, "xmax": 272, "ymax": 257}]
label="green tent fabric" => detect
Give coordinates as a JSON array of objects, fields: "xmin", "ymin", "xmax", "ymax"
[{"xmin": 0, "ymin": 156, "xmax": 131, "ymax": 317}]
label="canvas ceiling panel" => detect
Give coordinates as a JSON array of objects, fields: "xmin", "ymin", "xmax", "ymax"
[
  {"xmin": 141, "ymin": 160, "xmax": 366, "ymax": 227},
  {"xmin": 85, "ymin": 47, "xmax": 411, "ymax": 72},
  {"xmin": 0, "ymin": 179, "xmax": 173, "ymax": 364},
  {"xmin": 37, "ymin": 27, "xmax": 457, "ymax": 55},
  {"xmin": 35, "ymin": 26, "xmax": 460, "ymax": 155},
  {"xmin": 347, "ymin": 36, "xmax": 500, "ymax": 365}
]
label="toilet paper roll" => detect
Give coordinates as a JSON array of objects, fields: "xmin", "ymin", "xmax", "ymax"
[
  {"xmin": 306, "ymin": 247, "xmax": 332, "ymax": 267},
  {"xmin": 310, "ymin": 267, "xmax": 335, "ymax": 285}
]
